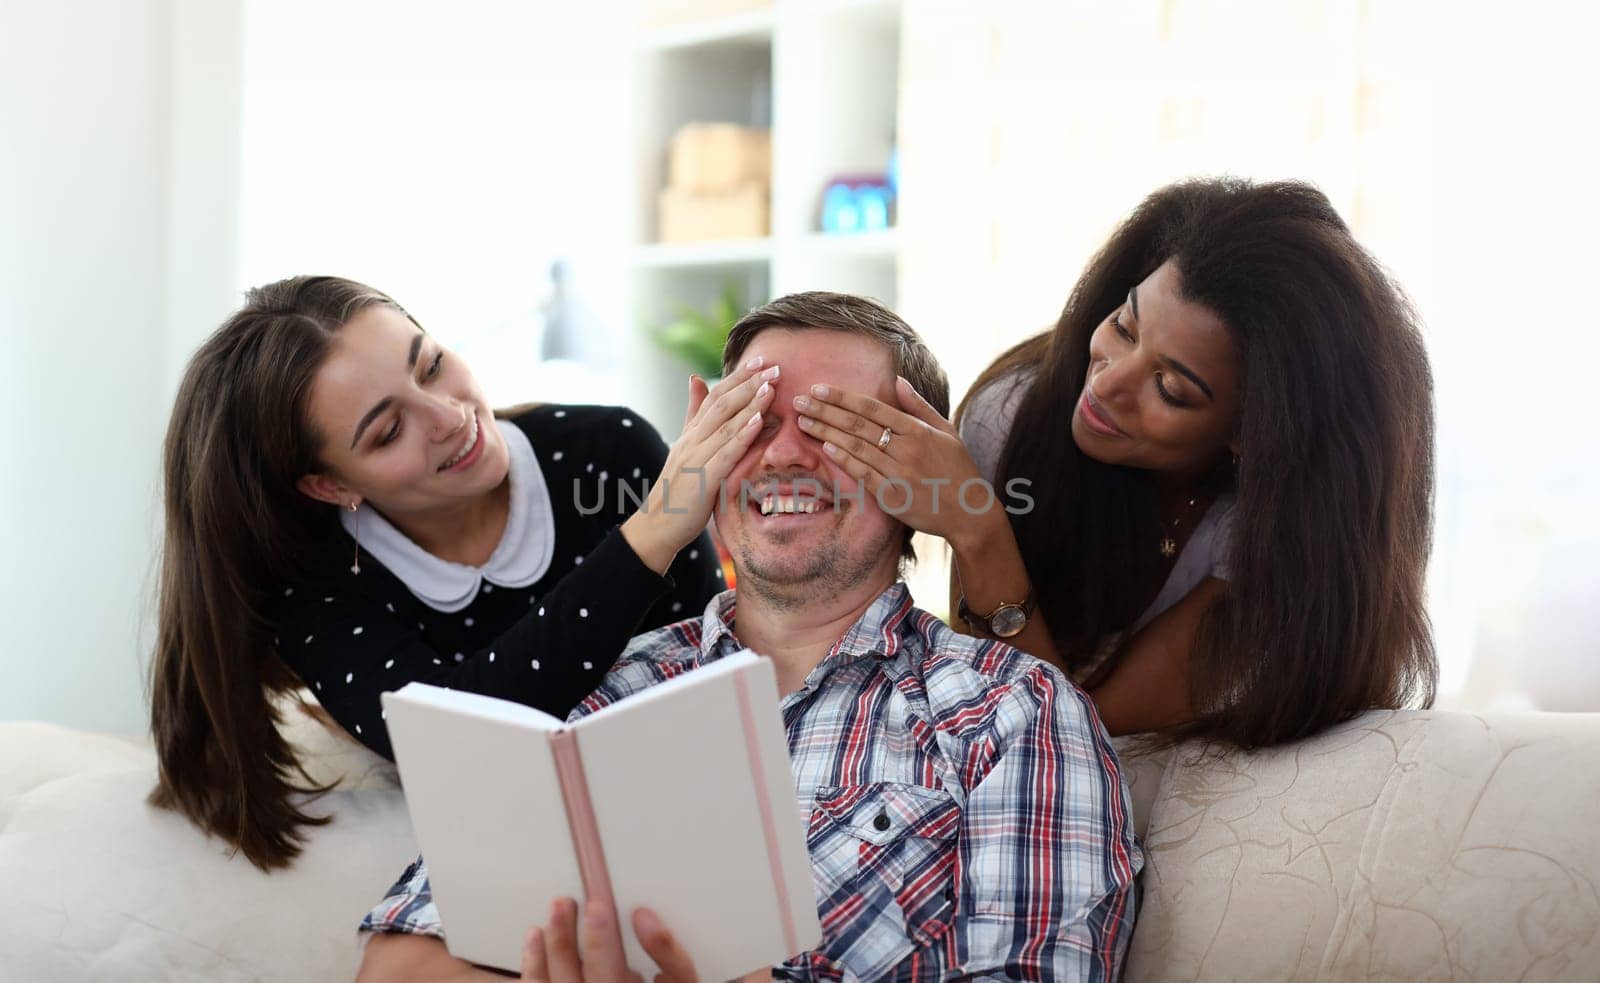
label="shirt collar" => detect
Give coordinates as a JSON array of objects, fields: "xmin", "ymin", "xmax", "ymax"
[
  {"xmin": 339, "ymin": 418, "xmax": 555, "ymax": 612},
  {"xmin": 693, "ymin": 581, "xmax": 917, "ymax": 671}
]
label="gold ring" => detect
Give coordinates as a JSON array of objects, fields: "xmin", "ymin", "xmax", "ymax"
[{"xmin": 877, "ymin": 426, "xmax": 894, "ymax": 451}]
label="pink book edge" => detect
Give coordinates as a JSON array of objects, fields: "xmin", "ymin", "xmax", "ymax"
[
  {"xmin": 549, "ymin": 729, "xmax": 625, "ymax": 952},
  {"xmin": 552, "ymin": 664, "xmax": 801, "ymax": 964},
  {"xmin": 733, "ymin": 671, "xmax": 801, "ymax": 956}
]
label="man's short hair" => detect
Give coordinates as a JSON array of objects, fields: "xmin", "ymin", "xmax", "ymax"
[{"xmin": 722, "ymin": 292, "xmax": 951, "ymax": 565}]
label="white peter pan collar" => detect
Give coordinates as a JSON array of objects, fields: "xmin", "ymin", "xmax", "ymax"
[{"xmin": 340, "ymin": 418, "xmax": 556, "ymax": 612}]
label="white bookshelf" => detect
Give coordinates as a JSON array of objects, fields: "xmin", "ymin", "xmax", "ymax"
[
  {"xmin": 626, "ymin": 0, "xmax": 903, "ymax": 432},
  {"xmin": 632, "ymin": 237, "xmax": 775, "ymax": 269},
  {"xmin": 640, "ymin": 7, "xmax": 776, "ymax": 51}
]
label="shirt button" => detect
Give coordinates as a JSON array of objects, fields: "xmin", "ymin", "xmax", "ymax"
[{"xmin": 872, "ymin": 813, "xmax": 891, "ymax": 832}]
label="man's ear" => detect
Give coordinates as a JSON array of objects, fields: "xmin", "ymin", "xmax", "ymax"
[{"xmin": 296, "ymin": 472, "xmax": 353, "ymax": 508}]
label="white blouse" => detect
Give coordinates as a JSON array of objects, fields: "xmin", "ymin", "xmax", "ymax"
[{"xmin": 339, "ymin": 418, "xmax": 557, "ymax": 613}]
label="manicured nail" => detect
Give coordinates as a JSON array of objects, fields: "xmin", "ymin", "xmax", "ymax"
[
  {"xmin": 797, "ymin": 415, "xmax": 814, "ymax": 429},
  {"xmin": 793, "ymin": 394, "xmax": 811, "ymax": 410},
  {"xmin": 745, "ymin": 411, "xmax": 762, "ymax": 429},
  {"xmin": 757, "ymin": 382, "xmax": 770, "ymax": 398},
  {"xmin": 811, "ymin": 384, "xmax": 830, "ymax": 398},
  {"xmin": 823, "ymin": 441, "xmax": 839, "ymax": 456},
  {"xmin": 761, "ymin": 365, "xmax": 781, "ymax": 381},
  {"xmin": 744, "ymin": 355, "xmax": 764, "ymax": 370}
]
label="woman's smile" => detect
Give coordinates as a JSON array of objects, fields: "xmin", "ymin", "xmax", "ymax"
[
  {"xmin": 1078, "ymin": 387, "xmax": 1128, "ymax": 439},
  {"xmin": 437, "ymin": 412, "xmax": 483, "ymax": 473}
]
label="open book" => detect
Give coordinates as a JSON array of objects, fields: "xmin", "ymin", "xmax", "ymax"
[{"xmin": 381, "ymin": 651, "xmax": 820, "ymax": 979}]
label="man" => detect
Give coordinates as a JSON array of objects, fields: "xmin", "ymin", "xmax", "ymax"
[{"xmin": 357, "ymin": 293, "xmax": 1142, "ymax": 981}]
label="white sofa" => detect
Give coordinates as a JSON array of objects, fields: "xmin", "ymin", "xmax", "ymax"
[{"xmin": 4, "ymin": 706, "xmax": 1598, "ymax": 981}]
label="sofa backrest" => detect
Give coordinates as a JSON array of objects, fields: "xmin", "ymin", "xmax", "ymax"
[{"xmin": 1116, "ymin": 709, "xmax": 1600, "ymax": 981}]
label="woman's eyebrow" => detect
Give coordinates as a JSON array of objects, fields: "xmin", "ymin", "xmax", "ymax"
[
  {"xmin": 350, "ymin": 331, "xmax": 426, "ymax": 449},
  {"xmin": 352, "ymin": 397, "xmax": 394, "ymax": 448},
  {"xmin": 1160, "ymin": 356, "xmax": 1215, "ymax": 401}
]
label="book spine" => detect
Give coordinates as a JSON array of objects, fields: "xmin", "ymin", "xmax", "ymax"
[
  {"xmin": 549, "ymin": 730, "xmax": 625, "ymax": 950},
  {"xmin": 733, "ymin": 672, "xmax": 800, "ymax": 956}
]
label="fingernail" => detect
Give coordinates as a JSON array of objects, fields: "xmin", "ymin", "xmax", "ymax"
[
  {"xmin": 811, "ymin": 384, "xmax": 830, "ymax": 398},
  {"xmin": 823, "ymin": 441, "xmax": 839, "ymax": 455},
  {"xmin": 797, "ymin": 416, "xmax": 813, "ymax": 429},
  {"xmin": 745, "ymin": 411, "xmax": 762, "ymax": 429},
  {"xmin": 634, "ymin": 908, "xmax": 662, "ymax": 934},
  {"xmin": 761, "ymin": 365, "xmax": 781, "ymax": 381},
  {"xmin": 757, "ymin": 381, "xmax": 771, "ymax": 398},
  {"xmin": 744, "ymin": 355, "xmax": 764, "ymax": 370},
  {"xmin": 793, "ymin": 394, "xmax": 811, "ymax": 410}
]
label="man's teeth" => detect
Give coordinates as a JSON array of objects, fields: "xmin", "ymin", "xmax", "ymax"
[
  {"xmin": 760, "ymin": 496, "xmax": 823, "ymax": 516},
  {"xmin": 440, "ymin": 417, "xmax": 478, "ymax": 469}
]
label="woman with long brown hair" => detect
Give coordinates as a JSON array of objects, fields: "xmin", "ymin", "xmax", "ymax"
[
  {"xmin": 150, "ymin": 275, "xmax": 778, "ymax": 868},
  {"xmin": 792, "ymin": 177, "xmax": 1437, "ymax": 747}
]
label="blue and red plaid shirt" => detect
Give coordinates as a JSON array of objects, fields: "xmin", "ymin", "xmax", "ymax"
[{"xmin": 363, "ymin": 583, "xmax": 1142, "ymax": 981}]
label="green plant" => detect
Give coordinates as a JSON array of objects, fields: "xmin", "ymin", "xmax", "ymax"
[{"xmin": 652, "ymin": 283, "xmax": 750, "ymax": 379}]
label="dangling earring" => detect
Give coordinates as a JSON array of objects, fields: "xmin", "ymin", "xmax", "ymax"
[{"xmin": 348, "ymin": 501, "xmax": 361, "ymax": 575}]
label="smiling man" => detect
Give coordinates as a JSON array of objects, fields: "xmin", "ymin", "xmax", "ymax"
[{"xmin": 357, "ymin": 292, "xmax": 1142, "ymax": 982}]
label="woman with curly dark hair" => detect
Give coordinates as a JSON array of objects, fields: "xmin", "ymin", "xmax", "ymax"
[{"xmin": 794, "ymin": 177, "xmax": 1437, "ymax": 747}]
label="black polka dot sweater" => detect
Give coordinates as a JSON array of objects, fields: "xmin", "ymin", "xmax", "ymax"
[{"xmin": 272, "ymin": 405, "xmax": 725, "ymax": 760}]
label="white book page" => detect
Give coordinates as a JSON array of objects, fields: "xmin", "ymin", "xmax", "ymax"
[
  {"xmin": 574, "ymin": 653, "xmax": 821, "ymax": 979},
  {"xmin": 382, "ymin": 684, "xmax": 584, "ymax": 973}
]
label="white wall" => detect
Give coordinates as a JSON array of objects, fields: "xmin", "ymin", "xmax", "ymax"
[
  {"xmin": 893, "ymin": 0, "xmax": 1600, "ymax": 711},
  {"xmin": 0, "ymin": 0, "xmax": 243, "ymax": 733},
  {"xmin": 237, "ymin": 0, "xmax": 634, "ymax": 414}
]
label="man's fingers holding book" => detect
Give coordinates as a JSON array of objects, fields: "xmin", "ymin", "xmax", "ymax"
[
  {"xmin": 527, "ymin": 898, "xmax": 584, "ymax": 982},
  {"xmin": 521, "ymin": 925, "xmax": 548, "ymax": 980},
  {"xmin": 631, "ymin": 909, "xmax": 699, "ymax": 983},
  {"xmin": 577, "ymin": 900, "xmax": 636, "ymax": 982},
  {"xmin": 524, "ymin": 898, "xmax": 702, "ymax": 983}
]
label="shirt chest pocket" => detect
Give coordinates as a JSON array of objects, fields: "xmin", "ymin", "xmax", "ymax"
[{"xmin": 807, "ymin": 781, "xmax": 962, "ymax": 973}]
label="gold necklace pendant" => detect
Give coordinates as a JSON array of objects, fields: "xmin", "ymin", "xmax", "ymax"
[{"xmin": 1161, "ymin": 493, "xmax": 1201, "ymax": 558}]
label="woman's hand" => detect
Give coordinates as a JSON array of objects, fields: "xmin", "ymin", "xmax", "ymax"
[
  {"xmin": 793, "ymin": 376, "xmax": 1000, "ymax": 549},
  {"xmin": 520, "ymin": 898, "xmax": 698, "ymax": 983},
  {"xmin": 622, "ymin": 357, "xmax": 779, "ymax": 574}
]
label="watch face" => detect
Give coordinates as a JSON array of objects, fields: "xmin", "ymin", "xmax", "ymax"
[{"xmin": 992, "ymin": 605, "xmax": 1028, "ymax": 638}]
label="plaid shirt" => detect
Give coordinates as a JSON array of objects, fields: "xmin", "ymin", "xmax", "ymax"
[{"xmin": 363, "ymin": 583, "xmax": 1142, "ymax": 981}]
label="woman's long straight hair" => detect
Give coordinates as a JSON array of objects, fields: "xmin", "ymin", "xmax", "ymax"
[
  {"xmin": 959, "ymin": 178, "xmax": 1437, "ymax": 748},
  {"xmin": 149, "ymin": 276, "xmax": 411, "ymax": 869}
]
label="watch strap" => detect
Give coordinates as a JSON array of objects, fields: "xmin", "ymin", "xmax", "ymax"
[{"xmin": 957, "ymin": 590, "xmax": 1036, "ymax": 636}]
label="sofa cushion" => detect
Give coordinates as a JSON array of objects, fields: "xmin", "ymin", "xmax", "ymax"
[
  {"xmin": 1125, "ymin": 709, "xmax": 1600, "ymax": 982},
  {"xmin": 273, "ymin": 688, "xmax": 401, "ymax": 792},
  {"xmin": 0, "ymin": 722, "xmax": 416, "ymax": 982},
  {"xmin": 1111, "ymin": 738, "xmax": 1174, "ymax": 839}
]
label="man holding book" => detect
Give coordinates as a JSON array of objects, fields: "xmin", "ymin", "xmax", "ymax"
[{"xmin": 357, "ymin": 293, "xmax": 1142, "ymax": 981}]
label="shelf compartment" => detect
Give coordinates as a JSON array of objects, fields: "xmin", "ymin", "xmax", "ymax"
[
  {"xmin": 641, "ymin": 8, "xmax": 776, "ymax": 53},
  {"xmin": 633, "ymin": 236, "xmax": 774, "ymax": 269}
]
